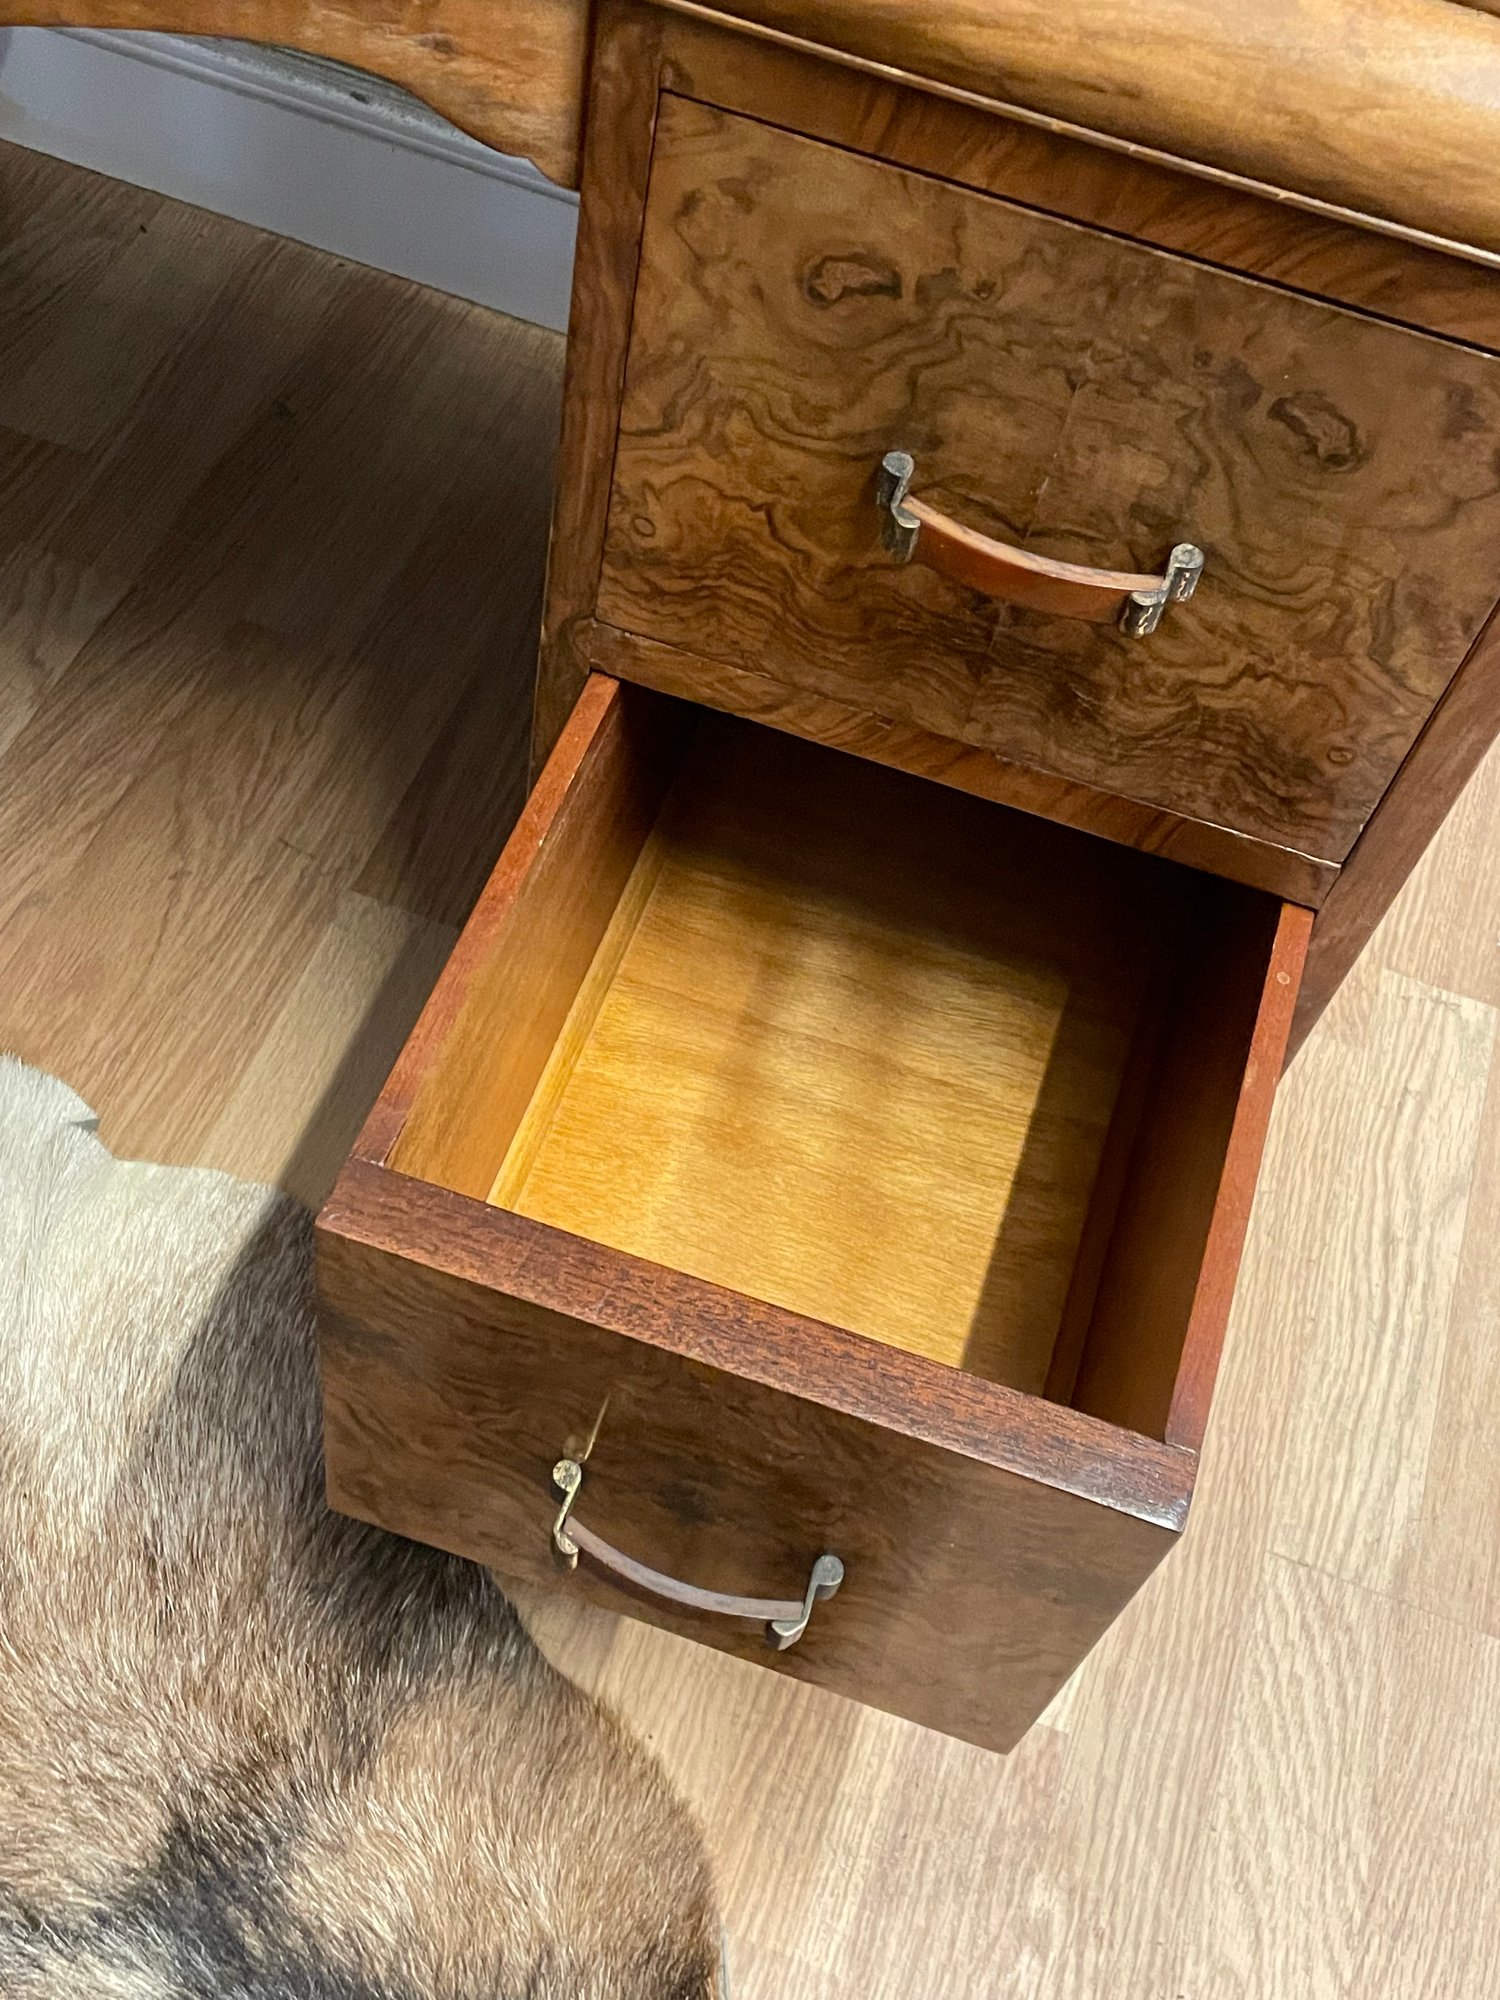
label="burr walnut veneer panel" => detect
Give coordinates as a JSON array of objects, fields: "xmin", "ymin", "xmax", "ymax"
[{"xmin": 597, "ymin": 100, "xmax": 1500, "ymax": 872}]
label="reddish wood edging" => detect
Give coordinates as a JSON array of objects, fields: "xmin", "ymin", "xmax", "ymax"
[
  {"xmin": 1293, "ymin": 604, "xmax": 1500, "ymax": 1057},
  {"xmin": 351, "ymin": 674, "xmax": 627, "ymax": 1167},
  {"xmin": 533, "ymin": 2, "xmax": 668, "ymax": 766},
  {"xmin": 1168, "ymin": 901, "xmax": 1312, "ymax": 1448},
  {"xmin": 320, "ymin": 1157, "xmax": 1197, "ymax": 1529}
]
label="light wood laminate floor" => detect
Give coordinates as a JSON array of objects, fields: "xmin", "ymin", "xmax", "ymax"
[{"xmin": 4, "ymin": 142, "xmax": 1499, "ymax": 2000}]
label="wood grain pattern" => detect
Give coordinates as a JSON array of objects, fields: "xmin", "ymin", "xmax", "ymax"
[
  {"xmin": 588, "ymin": 622, "xmax": 1340, "ymax": 906},
  {"xmin": 201, "ymin": 890, "xmax": 457, "ymax": 1206},
  {"xmin": 363, "ymin": 675, "xmax": 631, "ymax": 1167},
  {"xmin": 567, "ymin": 899, "xmax": 1500, "ymax": 2000},
  {"xmin": 18, "ymin": 143, "xmax": 1500, "ymax": 1996},
  {"xmin": 387, "ymin": 676, "xmax": 689, "ymax": 1191},
  {"xmin": 1, "ymin": 0, "xmax": 589, "ymax": 187},
  {"xmin": 531, "ymin": 0, "xmax": 665, "ymax": 769},
  {"xmin": 1164, "ymin": 903, "xmax": 1312, "ymax": 1449},
  {"xmin": 318, "ymin": 1157, "xmax": 1191, "ymax": 1754},
  {"xmin": 1376, "ymin": 667, "xmax": 1500, "ymax": 1018},
  {"xmin": 1071, "ymin": 897, "xmax": 1311, "ymax": 1447},
  {"xmin": 1383, "ymin": 1022, "xmax": 1500, "ymax": 1639},
  {"xmin": 598, "ymin": 97, "xmax": 1500, "ymax": 867},
  {"xmin": 0, "ymin": 141, "xmax": 562, "ymax": 1178},
  {"xmin": 484, "ymin": 793, "xmax": 674, "ymax": 1208},
  {"xmin": 322, "ymin": 673, "xmax": 1303, "ymax": 1747},
  {"xmin": 660, "ymin": 12, "xmax": 1500, "ymax": 354},
  {"xmin": 12, "ymin": 0, "xmax": 1500, "ymax": 259},
  {"xmin": 1271, "ymin": 965, "xmax": 1496, "ymax": 1598},
  {"xmin": 394, "ymin": 673, "xmax": 1297, "ymax": 1409},
  {"xmin": 1200, "ymin": 1552, "xmax": 1500, "ymax": 2000},
  {"xmin": 659, "ymin": 0, "xmax": 1500, "ymax": 257},
  {"xmin": 1290, "ymin": 603, "xmax": 1500, "ymax": 1057},
  {"xmin": 489, "ymin": 715, "xmax": 1183, "ymax": 1385}
]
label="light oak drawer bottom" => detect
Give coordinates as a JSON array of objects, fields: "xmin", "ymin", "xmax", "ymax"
[{"xmin": 317, "ymin": 674, "xmax": 1308, "ymax": 1751}]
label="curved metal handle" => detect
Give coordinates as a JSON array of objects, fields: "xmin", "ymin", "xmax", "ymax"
[
  {"xmin": 877, "ymin": 450, "xmax": 1204, "ymax": 637},
  {"xmin": 551, "ymin": 1458, "xmax": 844, "ymax": 1651}
]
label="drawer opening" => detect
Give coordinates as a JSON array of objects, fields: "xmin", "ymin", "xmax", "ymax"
[{"xmin": 391, "ymin": 683, "xmax": 1292, "ymax": 1444}]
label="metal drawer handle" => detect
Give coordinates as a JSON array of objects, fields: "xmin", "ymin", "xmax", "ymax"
[
  {"xmin": 877, "ymin": 449, "xmax": 1204, "ymax": 637},
  {"xmin": 551, "ymin": 1458, "xmax": 844, "ymax": 1651}
]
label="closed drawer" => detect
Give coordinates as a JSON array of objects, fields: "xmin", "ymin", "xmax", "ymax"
[
  {"xmin": 594, "ymin": 97, "xmax": 1500, "ymax": 884},
  {"xmin": 317, "ymin": 675, "xmax": 1307, "ymax": 1753}
]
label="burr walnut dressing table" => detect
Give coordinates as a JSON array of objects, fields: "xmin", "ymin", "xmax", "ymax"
[{"xmin": 18, "ymin": 0, "xmax": 1500, "ymax": 1752}]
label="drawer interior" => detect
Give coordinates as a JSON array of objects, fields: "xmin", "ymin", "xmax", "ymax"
[{"xmin": 392, "ymin": 685, "xmax": 1289, "ymax": 1441}]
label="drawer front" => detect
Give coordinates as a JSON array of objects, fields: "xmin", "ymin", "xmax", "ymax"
[
  {"xmin": 597, "ymin": 97, "xmax": 1500, "ymax": 867},
  {"xmin": 318, "ymin": 1171, "xmax": 1185, "ymax": 1756}
]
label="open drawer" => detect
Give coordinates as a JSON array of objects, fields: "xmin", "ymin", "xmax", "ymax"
[{"xmin": 316, "ymin": 674, "xmax": 1308, "ymax": 1753}]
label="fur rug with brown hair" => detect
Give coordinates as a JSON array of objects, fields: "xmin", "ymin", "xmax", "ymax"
[{"xmin": 0, "ymin": 1057, "xmax": 721, "ymax": 2000}]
